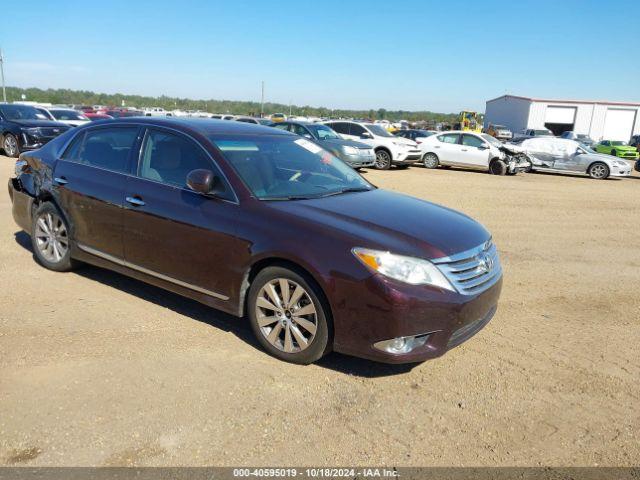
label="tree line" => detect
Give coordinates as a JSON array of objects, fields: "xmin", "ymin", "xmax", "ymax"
[{"xmin": 4, "ymin": 86, "xmax": 459, "ymax": 123}]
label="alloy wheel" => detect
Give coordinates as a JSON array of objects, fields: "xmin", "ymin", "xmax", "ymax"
[
  {"xmin": 423, "ymin": 153, "xmax": 438, "ymax": 169},
  {"xmin": 3, "ymin": 135, "xmax": 18, "ymax": 157},
  {"xmin": 255, "ymin": 278, "xmax": 318, "ymax": 353},
  {"xmin": 590, "ymin": 163, "xmax": 608, "ymax": 179},
  {"xmin": 375, "ymin": 150, "xmax": 391, "ymax": 169},
  {"xmin": 34, "ymin": 212, "xmax": 69, "ymax": 263}
]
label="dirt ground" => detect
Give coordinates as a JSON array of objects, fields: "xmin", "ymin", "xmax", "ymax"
[{"xmin": 1, "ymin": 155, "xmax": 639, "ymax": 467}]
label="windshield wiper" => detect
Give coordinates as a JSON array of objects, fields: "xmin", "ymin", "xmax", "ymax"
[
  {"xmin": 261, "ymin": 194, "xmax": 320, "ymax": 201},
  {"xmin": 318, "ymin": 187, "xmax": 372, "ymax": 198}
]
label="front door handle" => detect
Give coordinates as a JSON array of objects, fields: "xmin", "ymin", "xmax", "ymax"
[
  {"xmin": 125, "ymin": 196, "xmax": 146, "ymax": 207},
  {"xmin": 54, "ymin": 177, "xmax": 68, "ymax": 185}
]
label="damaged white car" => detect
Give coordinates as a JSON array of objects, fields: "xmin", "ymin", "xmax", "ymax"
[
  {"xmin": 419, "ymin": 131, "xmax": 531, "ymax": 175},
  {"xmin": 510, "ymin": 137, "xmax": 632, "ymax": 180}
]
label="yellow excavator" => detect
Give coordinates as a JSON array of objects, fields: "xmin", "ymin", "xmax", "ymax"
[{"xmin": 454, "ymin": 111, "xmax": 482, "ymax": 133}]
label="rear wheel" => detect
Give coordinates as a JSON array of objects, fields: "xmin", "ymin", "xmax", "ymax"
[
  {"xmin": 423, "ymin": 153, "xmax": 439, "ymax": 169},
  {"xmin": 588, "ymin": 162, "xmax": 609, "ymax": 180},
  {"xmin": 374, "ymin": 149, "xmax": 392, "ymax": 170},
  {"xmin": 31, "ymin": 202, "xmax": 80, "ymax": 272},
  {"xmin": 489, "ymin": 159, "xmax": 507, "ymax": 175},
  {"xmin": 248, "ymin": 266, "xmax": 330, "ymax": 364},
  {"xmin": 3, "ymin": 133, "xmax": 19, "ymax": 158},
  {"xmin": 610, "ymin": 149, "xmax": 617, "ymax": 157}
]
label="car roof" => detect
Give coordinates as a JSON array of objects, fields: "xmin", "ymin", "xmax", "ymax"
[{"xmin": 79, "ymin": 116, "xmax": 290, "ymax": 136}]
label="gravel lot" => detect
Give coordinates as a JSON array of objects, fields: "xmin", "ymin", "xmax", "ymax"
[{"xmin": 1, "ymin": 155, "xmax": 638, "ymax": 467}]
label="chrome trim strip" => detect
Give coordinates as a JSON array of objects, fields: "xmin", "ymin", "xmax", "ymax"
[{"xmin": 76, "ymin": 243, "xmax": 229, "ymax": 301}]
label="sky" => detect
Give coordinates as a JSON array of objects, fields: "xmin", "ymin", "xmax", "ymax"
[{"xmin": 2, "ymin": 0, "xmax": 638, "ymax": 113}]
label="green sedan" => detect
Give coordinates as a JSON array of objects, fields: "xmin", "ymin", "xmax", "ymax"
[{"xmin": 593, "ymin": 140, "xmax": 639, "ymax": 159}]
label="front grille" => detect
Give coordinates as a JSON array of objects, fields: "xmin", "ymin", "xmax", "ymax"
[{"xmin": 432, "ymin": 240, "xmax": 502, "ymax": 295}]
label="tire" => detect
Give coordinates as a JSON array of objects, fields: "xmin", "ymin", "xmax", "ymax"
[
  {"xmin": 374, "ymin": 149, "xmax": 392, "ymax": 170},
  {"xmin": 3, "ymin": 133, "xmax": 19, "ymax": 158},
  {"xmin": 395, "ymin": 164, "xmax": 410, "ymax": 169},
  {"xmin": 610, "ymin": 149, "xmax": 617, "ymax": 157},
  {"xmin": 31, "ymin": 202, "xmax": 80, "ymax": 272},
  {"xmin": 423, "ymin": 153, "xmax": 439, "ymax": 169},
  {"xmin": 248, "ymin": 266, "xmax": 331, "ymax": 364},
  {"xmin": 588, "ymin": 162, "xmax": 609, "ymax": 180},
  {"xmin": 489, "ymin": 159, "xmax": 507, "ymax": 175}
]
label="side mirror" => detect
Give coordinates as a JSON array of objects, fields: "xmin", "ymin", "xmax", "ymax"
[
  {"xmin": 478, "ymin": 144, "xmax": 489, "ymax": 150},
  {"xmin": 186, "ymin": 169, "xmax": 223, "ymax": 195},
  {"xmin": 360, "ymin": 132, "xmax": 372, "ymax": 139}
]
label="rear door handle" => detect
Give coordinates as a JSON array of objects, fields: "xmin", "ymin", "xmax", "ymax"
[
  {"xmin": 54, "ymin": 177, "xmax": 68, "ymax": 185},
  {"xmin": 125, "ymin": 196, "xmax": 146, "ymax": 207}
]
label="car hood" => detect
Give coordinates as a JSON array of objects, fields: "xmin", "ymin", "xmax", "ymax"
[
  {"xmin": 391, "ymin": 136, "xmax": 418, "ymax": 147},
  {"xmin": 320, "ymin": 138, "xmax": 372, "ymax": 149},
  {"xmin": 9, "ymin": 119, "xmax": 71, "ymax": 129},
  {"xmin": 612, "ymin": 145, "xmax": 636, "ymax": 151},
  {"xmin": 268, "ymin": 189, "xmax": 490, "ymax": 259}
]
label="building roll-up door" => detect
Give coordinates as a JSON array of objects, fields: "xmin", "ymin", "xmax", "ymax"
[
  {"xmin": 544, "ymin": 106, "xmax": 577, "ymax": 136},
  {"xmin": 602, "ymin": 108, "xmax": 637, "ymax": 141}
]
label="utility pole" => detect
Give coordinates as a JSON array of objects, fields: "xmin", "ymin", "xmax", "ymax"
[
  {"xmin": 260, "ymin": 81, "xmax": 264, "ymax": 118},
  {"xmin": 289, "ymin": 100, "xmax": 292, "ymax": 116},
  {"xmin": 0, "ymin": 48, "xmax": 6, "ymax": 103}
]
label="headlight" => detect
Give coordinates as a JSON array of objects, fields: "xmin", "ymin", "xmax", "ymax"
[
  {"xmin": 15, "ymin": 159, "xmax": 28, "ymax": 176},
  {"xmin": 352, "ymin": 247, "xmax": 455, "ymax": 291},
  {"xmin": 616, "ymin": 160, "xmax": 628, "ymax": 167},
  {"xmin": 343, "ymin": 146, "xmax": 358, "ymax": 155}
]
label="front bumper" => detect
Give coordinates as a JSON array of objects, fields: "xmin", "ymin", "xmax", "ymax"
[
  {"xmin": 393, "ymin": 149, "xmax": 422, "ymax": 164},
  {"xmin": 343, "ymin": 152, "xmax": 376, "ymax": 168},
  {"xmin": 610, "ymin": 162, "xmax": 632, "ymax": 177},
  {"xmin": 331, "ymin": 273, "xmax": 502, "ymax": 364},
  {"xmin": 617, "ymin": 151, "xmax": 639, "ymax": 160}
]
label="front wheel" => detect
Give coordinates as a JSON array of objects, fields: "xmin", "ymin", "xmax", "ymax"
[
  {"xmin": 489, "ymin": 159, "xmax": 507, "ymax": 175},
  {"xmin": 3, "ymin": 133, "xmax": 19, "ymax": 158},
  {"xmin": 248, "ymin": 266, "xmax": 330, "ymax": 364},
  {"xmin": 588, "ymin": 162, "xmax": 609, "ymax": 180},
  {"xmin": 374, "ymin": 150, "xmax": 392, "ymax": 170},
  {"xmin": 610, "ymin": 149, "xmax": 617, "ymax": 157},
  {"xmin": 423, "ymin": 153, "xmax": 439, "ymax": 169},
  {"xmin": 31, "ymin": 202, "xmax": 80, "ymax": 272}
]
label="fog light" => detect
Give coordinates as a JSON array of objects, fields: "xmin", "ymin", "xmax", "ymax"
[{"xmin": 373, "ymin": 334, "xmax": 430, "ymax": 355}]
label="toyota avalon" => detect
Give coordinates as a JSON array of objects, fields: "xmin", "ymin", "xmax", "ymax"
[{"xmin": 8, "ymin": 118, "xmax": 502, "ymax": 364}]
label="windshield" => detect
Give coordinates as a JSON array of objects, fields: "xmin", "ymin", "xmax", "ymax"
[
  {"xmin": 581, "ymin": 145, "xmax": 597, "ymax": 154},
  {"xmin": 364, "ymin": 124, "xmax": 393, "ymax": 137},
  {"xmin": 51, "ymin": 109, "xmax": 87, "ymax": 121},
  {"xmin": 611, "ymin": 141, "xmax": 628, "ymax": 146},
  {"xmin": 308, "ymin": 124, "xmax": 340, "ymax": 140},
  {"xmin": 0, "ymin": 104, "xmax": 45, "ymax": 121},
  {"xmin": 576, "ymin": 134, "xmax": 591, "ymax": 140},
  {"xmin": 481, "ymin": 133, "xmax": 502, "ymax": 148},
  {"xmin": 209, "ymin": 134, "xmax": 373, "ymax": 200}
]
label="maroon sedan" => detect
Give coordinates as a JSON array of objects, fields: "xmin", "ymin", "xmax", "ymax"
[{"xmin": 8, "ymin": 118, "xmax": 502, "ymax": 364}]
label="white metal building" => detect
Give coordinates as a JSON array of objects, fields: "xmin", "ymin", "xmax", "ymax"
[{"xmin": 484, "ymin": 94, "xmax": 640, "ymax": 141}]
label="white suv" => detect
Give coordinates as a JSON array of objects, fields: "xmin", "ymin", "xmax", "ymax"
[{"xmin": 323, "ymin": 121, "xmax": 421, "ymax": 169}]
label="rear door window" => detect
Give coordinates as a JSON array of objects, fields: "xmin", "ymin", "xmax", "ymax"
[
  {"xmin": 328, "ymin": 122, "xmax": 348, "ymax": 135},
  {"xmin": 67, "ymin": 127, "xmax": 139, "ymax": 173},
  {"xmin": 438, "ymin": 133, "xmax": 460, "ymax": 144}
]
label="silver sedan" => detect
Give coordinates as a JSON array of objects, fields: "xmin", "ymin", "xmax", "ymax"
[{"xmin": 509, "ymin": 138, "xmax": 632, "ymax": 179}]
